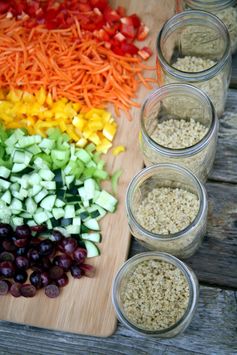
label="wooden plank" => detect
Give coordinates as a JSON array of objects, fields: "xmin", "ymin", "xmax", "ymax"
[
  {"xmin": 0, "ymin": 286, "xmax": 236, "ymax": 355},
  {"xmin": 0, "ymin": 0, "xmax": 176, "ymax": 337},
  {"xmin": 130, "ymin": 182, "xmax": 237, "ymax": 289},
  {"xmin": 210, "ymin": 90, "xmax": 237, "ymax": 183}
]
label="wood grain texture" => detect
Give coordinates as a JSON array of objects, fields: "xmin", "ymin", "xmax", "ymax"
[
  {"xmin": 0, "ymin": 0, "xmax": 176, "ymax": 337},
  {"xmin": 0, "ymin": 286, "xmax": 236, "ymax": 355},
  {"xmin": 210, "ymin": 90, "xmax": 237, "ymax": 183}
]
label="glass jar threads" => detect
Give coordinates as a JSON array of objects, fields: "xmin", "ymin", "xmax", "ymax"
[
  {"xmin": 184, "ymin": 0, "xmax": 237, "ymax": 54},
  {"xmin": 112, "ymin": 252, "xmax": 199, "ymax": 338},
  {"xmin": 126, "ymin": 164, "xmax": 208, "ymax": 259},
  {"xmin": 156, "ymin": 10, "xmax": 231, "ymax": 117},
  {"xmin": 140, "ymin": 83, "xmax": 218, "ymax": 182}
]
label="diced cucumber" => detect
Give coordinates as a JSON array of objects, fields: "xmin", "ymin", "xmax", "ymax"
[
  {"xmin": 28, "ymin": 173, "xmax": 42, "ymax": 186},
  {"xmin": 52, "ymin": 208, "xmax": 65, "ymax": 220},
  {"xmin": 65, "ymin": 175, "xmax": 74, "ymax": 188},
  {"xmin": 76, "ymin": 149, "xmax": 91, "ymax": 163},
  {"xmin": 39, "ymin": 138, "xmax": 55, "ymax": 151},
  {"xmin": 0, "ymin": 166, "xmax": 10, "ymax": 179},
  {"xmin": 0, "ymin": 178, "xmax": 10, "ymax": 191},
  {"xmin": 51, "ymin": 149, "xmax": 70, "ymax": 161},
  {"xmin": 10, "ymin": 182, "xmax": 20, "ymax": 192},
  {"xmin": 53, "ymin": 226, "xmax": 70, "ymax": 237},
  {"xmin": 66, "ymin": 224, "xmax": 80, "ymax": 234},
  {"xmin": 1, "ymin": 190, "xmax": 11, "ymax": 204},
  {"xmin": 10, "ymin": 176, "xmax": 21, "ymax": 183},
  {"xmin": 11, "ymin": 198, "xmax": 23, "ymax": 215},
  {"xmin": 12, "ymin": 163, "xmax": 27, "ymax": 173},
  {"xmin": 20, "ymin": 212, "xmax": 32, "ymax": 219},
  {"xmin": 84, "ymin": 178, "xmax": 96, "ymax": 200},
  {"xmin": 81, "ymin": 232, "xmax": 101, "ymax": 243},
  {"xmin": 79, "ymin": 211, "xmax": 90, "ymax": 221},
  {"xmin": 61, "ymin": 218, "xmax": 72, "ymax": 227},
  {"xmin": 27, "ymin": 220, "xmax": 37, "ymax": 227},
  {"xmin": 34, "ymin": 189, "xmax": 48, "ymax": 203},
  {"xmin": 33, "ymin": 157, "xmax": 49, "ymax": 169},
  {"xmin": 95, "ymin": 190, "xmax": 117, "ymax": 212},
  {"xmin": 12, "ymin": 190, "xmax": 25, "ymax": 201},
  {"xmin": 41, "ymin": 181, "xmax": 56, "ymax": 190},
  {"xmin": 34, "ymin": 211, "xmax": 48, "ymax": 224},
  {"xmin": 40, "ymin": 195, "xmax": 56, "ymax": 211},
  {"xmin": 84, "ymin": 240, "xmax": 100, "ymax": 258},
  {"xmin": 38, "ymin": 169, "xmax": 55, "ymax": 181},
  {"xmin": 12, "ymin": 216, "xmax": 24, "ymax": 226},
  {"xmin": 21, "ymin": 175, "xmax": 29, "ymax": 189},
  {"xmin": 47, "ymin": 219, "xmax": 53, "ymax": 230},
  {"xmin": 18, "ymin": 135, "xmax": 41, "ymax": 148},
  {"xmin": 64, "ymin": 205, "xmax": 75, "ymax": 218},
  {"xmin": 26, "ymin": 144, "xmax": 42, "ymax": 155},
  {"xmin": 26, "ymin": 197, "xmax": 37, "ymax": 215},
  {"xmin": 18, "ymin": 188, "xmax": 28, "ymax": 200},
  {"xmin": 55, "ymin": 198, "xmax": 65, "ymax": 208},
  {"xmin": 83, "ymin": 218, "xmax": 100, "ymax": 231},
  {"xmin": 13, "ymin": 150, "xmax": 32, "ymax": 165},
  {"xmin": 31, "ymin": 185, "xmax": 42, "ymax": 196}
]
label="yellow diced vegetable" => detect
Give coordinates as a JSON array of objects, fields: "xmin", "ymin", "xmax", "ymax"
[
  {"xmin": 112, "ymin": 145, "xmax": 126, "ymax": 156},
  {"xmin": 103, "ymin": 122, "xmax": 117, "ymax": 141},
  {"xmin": 76, "ymin": 137, "xmax": 88, "ymax": 148}
]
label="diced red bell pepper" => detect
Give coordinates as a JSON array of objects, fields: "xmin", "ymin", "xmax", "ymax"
[
  {"xmin": 114, "ymin": 32, "xmax": 126, "ymax": 42},
  {"xmin": 138, "ymin": 47, "xmax": 153, "ymax": 60},
  {"xmin": 78, "ymin": 3, "xmax": 92, "ymax": 12},
  {"xmin": 128, "ymin": 14, "xmax": 141, "ymax": 28},
  {"xmin": 89, "ymin": 0, "xmax": 108, "ymax": 11},
  {"xmin": 116, "ymin": 6, "xmax": 126, "ymax": 17},
  {"xmin": 104, "ymin": 23, "xmax": 120, "ymax": 37},
  {"xmin": 104, "ymin": 6, "xmax": 120, "ymax": 24},
  {"xmin": 137, "ymin": 24, "xmax": 149, "ymax": 41},
  {"xmin": 120, "ymin": 22, "xmax": 136, "ymax": 39},
  {"xmin": 120, "ymin": 42, "xmax": 139, "ymax": 55},
  {"xmin": 0, "ymin": 1, "xmax": 10, "ymax": 14}
]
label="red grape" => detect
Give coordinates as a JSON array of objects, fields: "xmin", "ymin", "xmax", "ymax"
[
  {"xmin": 80, "ymin": 264, "xmax": 96, "ymax": 278},
  {"xmin": 10, "ymin": 283, "xmax": 21, "ymax": 297},
  {"xmin": 48, "ymin": 266, "xmax": 64, "ymax": 280},
  {"xmin": 39, "ymin": 240, "xmax": 54, "ymax": 256},
  {"xmin": 70, "ymin": 265, "xmax": 84, "ymax": 279},
  {"xmin": 0, "ymin": 251, "xmax": 15, "ymax": 262},
  {"xmin": 56, "ymin": 273, "xmax": 69, "ymax": 288},
  {"xmin": 29, "ymin": 271, "xmax": 42, "ymax": 289},
  {"xmin": 73, "ymin": 248, "xmax": 87, "ymax": 264},
  {"xmin": 0, "ymin": 280, "xmax": 11, "ymax": 295},
  {"xmin": 45, "ymin": 284, "xmax": 60, "ymax": 298},
  {"xmin": 0, "ymin": 223, "xmax": 13, "ymax": 238},
  {"xmin": 16, "ymin": 246, "xmax": 29, "ymax": 256},
  {"xmin": 15, "ymin": 225, "xmax": 32, "ymax": 239},
  {"xmin": 61, "ymin": 238, "xmax": 77, "ymax": 255},
  {"xmin": 27, "ymin": 248, "xmax": 40, "ymax": 263},
  {"xmin": 2, "ymin": 240, "xmax": 16, "ymax": 252},
  {"xmin": 51, "ymin": 230, "xmax": 64, "ymax": 243},
  {"xmin": 20, "ymin": 284, "xmax": 36, "ymax": 297},
  {"xmin": 15, "ymin": 256, "xmax": 29, "ymax": 270},
  {"xmin": 53, "ymin": 254, "xmax": 72, "ymax": 271},
  {"xmin": 0, "ymin": 261, "xmax": 15, "ymax": 278},
  {"xmin": 41, "ymin": 272, "xmax": 50, "ymax": 287},
  {"xmin": 14, "ymin": 270, "xmax": 28, "ymax": 284},
  {"xmin": 30, "ymin": 225, "xmax": 46, "ymax": 233}
]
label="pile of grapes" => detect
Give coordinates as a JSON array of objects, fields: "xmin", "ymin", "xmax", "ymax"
[{"xmin": 0, "ymin": 224, "xmax": 95, "ymax": 298}]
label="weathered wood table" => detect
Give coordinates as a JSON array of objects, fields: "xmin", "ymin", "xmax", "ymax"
[{"xmin": 0, "ymin": 47, "xmax": 236, "ymax": 355}]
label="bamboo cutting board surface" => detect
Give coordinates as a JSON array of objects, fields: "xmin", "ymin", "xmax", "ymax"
[{"xmin": 0, "ymin": 0, "xmax": 176, "ymax": 337}]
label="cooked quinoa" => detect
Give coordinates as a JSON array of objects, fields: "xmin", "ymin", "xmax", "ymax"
[
  {"xmin": 151, "ymin": 118, "xmax": 208, "ymax": 149},
  {"xmin": 134, "ymin": 187, "xmax": 199, "ymax": 235},
  {"xmin": 120, "ymin": 259, "xmax": 190, "ymax": 331},
  {"xmin": 166, "ymin": 56, "xmax": 226, "ymax": 117}
]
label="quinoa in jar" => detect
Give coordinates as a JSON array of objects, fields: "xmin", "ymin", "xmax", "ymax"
[
  {"xmin": 112, "ymin": 252, "xmax": 199, "ymax": 338},
  {"xmin": 184, "ymin": 0, "xmax": 237, "ymax": 54},
  {"xmin": 156, "ymin": 11, "xmax": 231, "ymax": 118},
  {"xmin": 140, "ymin": 84, "xmax": 218, "ymax": 182},
  {"xmin": 126, "ymin": 164, "xmax": 208, "ymax": 258}
]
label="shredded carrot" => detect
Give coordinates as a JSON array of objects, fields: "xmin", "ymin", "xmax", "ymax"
[{"xmin": 0, "ymin": 17, "xmax": 156, "ymax": 119}]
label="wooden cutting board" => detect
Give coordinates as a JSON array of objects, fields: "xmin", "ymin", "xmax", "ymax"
[{"xmin": 0, "ymin": 0, "xmax": 176, "ymax": 337}]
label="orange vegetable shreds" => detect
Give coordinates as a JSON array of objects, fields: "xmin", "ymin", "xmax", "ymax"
[
  {"xmin": 0, "ymin": 88, "xmax": 117, "ymax": 154},
  {"xmin": 0, "ymin": 17, "xmax": 156, "ymax": 120}
]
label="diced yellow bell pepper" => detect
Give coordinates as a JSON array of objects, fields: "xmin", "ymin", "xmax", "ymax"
[
  {"xmin": 36, "ymin": 87, "xmax": 46, "ymax": 106},
  {"xmin": 96, "ymin": 138, "xmax": 112, "ymax": 154},
  {"xmin": 72, "ymin": 115, "xmax": 86, "ymax": 130},
  {"xmin": 112, "ymin": 145, "xmax": 125, "ymax": 156},
  {"xmin": 88, "ymin": 132, "xmax": 101, "ymax": 145},
  {"xmin": 76, "ymin": 137, "xmax": 88, "ymax": 148},
  {"xmin": 103, "ymin": 122, "xmax": 117, "ymax": 141}
]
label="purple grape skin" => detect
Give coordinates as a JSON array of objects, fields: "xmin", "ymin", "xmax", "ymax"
[
  {"xmin": 70, "ymin": 265, "xmax": 84, "ymax": 279},
  {"xmin": 80, "ymin": 264, "xmax": 96, "ymax": 278},
  {"xmin": 51, "ymin": 230, "xmax": 64, "ymax": 243},
  {"xmin": 45, "ymin": 284, "xmax": 60, "ymax": 298},
  {"xmin": 0, "ymin": 251, "xmax": 15, "ymax": 262},
  {"xmin": 39, "ymin": 240, "xmax": 54, "ymax": 257},
  {"xmin": 15, "ymin": 225, "xmax": 32, "ymax": 239},
  {"xmin": 10, "ymin": 283, "xmax": 21, "ymax": 297},
  {"xmin": 14, "ymin": 270, "xmax": 28, "ymax": 284},
  {"xmin": 15, "ymin": 256, "xmax": 29, "ymax": 270},
  {"xmin": 53, "ymin": 254, "xmax": 72, "ymax": 271},
  {"xmin": 2, "ymin": 239, "xmax": 16, "ymax": 252},
  {"xmin": 41, "ymin": 257, "xmax": 52, "ymax": 270},
  {"xmin": 27, "ymin": 249, "xmax": 41, "ymax": 263},
  {"xmin": 30, "ymin": 225, "xmax": 46, "ymax": 233},
  {"xmin": 73, "ymin": 248, "xmax": 87, "ymax": 264},
  {"xmin": 0, "ymin": 223, "xmax": 13, "ymax": 238},
  {"xmin": 0, "ymin": 280, "xmax": 11, "ymax": 295},
  {"xmin": 29, "ymin": 271, "xmax": 42, "ymax": 289},
  {"xmin": 48, "ymin": 266, "xmax": 64, "ymax": 280},
  {"xmin": 40, "ymin": 272, "xmax": 50, "ymax": 287},
  {"xmin": 56, "ymin": 273, "xmax": 69, "ymax": 288},
  {"xmin": 16, "ymin": 246, "xmax": 29, "ymax": 256},
  {"xmin": 62, "ymin": 238, "xmax": 77, "ymax": 255},
  {"xmin": 0, "ymin": 261, "xmax": 15, "ymax": 278},
  {"xmin": 30, "ymin": 237, "xmax": 42, "ymax": 248},
  {"xmin": 20, "ymin": 284, "xmax": 37, "ymax": 297},
  {"xmin": 12, "ymin": 237, "xmax": 30, "ymax": 248}
]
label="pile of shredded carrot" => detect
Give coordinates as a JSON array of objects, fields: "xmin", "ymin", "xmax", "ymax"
[{"xmin": 0, "ymin": 16, "xmax": 155, "ymax": 120}]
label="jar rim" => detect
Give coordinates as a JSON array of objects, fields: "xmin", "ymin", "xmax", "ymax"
[
  {"xmin": 156, "ymin": 10, "xmax": 231, "ymax": 82},
  {"xmin": 112, "ymin": 251, "xmax": 199, "ymax": 336},
  {"xmin": 185, "ymin": 0, "xmax": 236, "ymax": 11},
  {"xmin": 140, "ymin": 83, "xmax": 218, "ymax": 158},
  {"xmin": 125, "ymin": 163, "xmax": 207, "ymax": 241}
]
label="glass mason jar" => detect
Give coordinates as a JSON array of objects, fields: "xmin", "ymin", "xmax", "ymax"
[
  {"xmin": 184, "ymin": 0, "xmax": 237, "ymax": 54},
  {"xmin": 140, "ymin": 83, "xmax": 219, "ymax": 182},
  {"xmin": 156, "ymin": 10, "xmax": 232, "ymax": 118},
  {"xmin": 112, "ymin": 252, "xmax": 199, "ymax": 338},
  {"xmin": 126, "ymin": 164, "xmax": 208, "ymax": 259}
]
